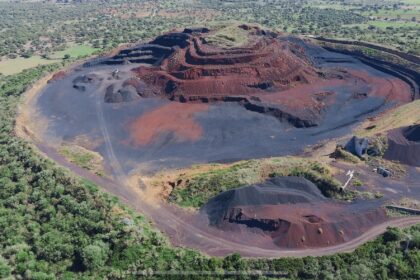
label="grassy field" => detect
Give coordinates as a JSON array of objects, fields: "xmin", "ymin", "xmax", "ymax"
[
  {"xmin": 0, "ymin": 44, "xmax": 98, "ymax": 76},
  {"xmin": 345, "ymin": 20, "xmax": 419, "ymax": 29},
  {"xmin": 0, "ymin": 55, "xmax": 56, "ymax": 76},
  {"xmin": 165, "ymin": 157, "xmax": 362, "ymax": 208},
  {"xmin": 50, "ymin": 44, "xmax": 98, "ymax": 59},
  {"xmin": 205, "ymin": 24, "xmax": 251, "ymax": 47},
  {"xmin": 363, "ymin": 9, "xmax": 419, "ymax": 18},
  {"xmin": 59, "ymin": 144, "xmax": 105, "ymax": 177},
  {"xmin": 360, "ymin": 2, "xmax": 420, "ymax": 20},
  {"xmin": 355, "ymin": 100, "xmax": 420, "ymax": 137}
]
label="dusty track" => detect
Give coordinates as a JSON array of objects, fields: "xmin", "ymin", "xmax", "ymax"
[
  {"xmin": 15, "ymin": 30, "xmax": 420, "ymax": 257},
  {"xmin": 18, "ymin": 134, "xmax": 420, "ymax": 257}
]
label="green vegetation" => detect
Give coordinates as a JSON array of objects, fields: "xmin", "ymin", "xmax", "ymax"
[
  {"xmin": 170, "ymin": 161, "xmax": 254, "ymax": 208},
  {"xmin": 386, "ymin": 207, "xmax": 412, "ymax": 217},
  {"xmin": 0, "ymin": 56, "xmax": 56, "ymax": 76},
  {"xmin": 0, "ymin": 65, "xmax": 213, "ymax": 279},
  {"xmin": 0, "ymin": 0, "xmax": 419, "ymax": 278},
  {"xmin": 331, "ymin": 146, "xmax": 361, "ymax": 163},
  {"xmin": 169, "ymin": 157, "xmax": 363, "ymax": 208},
  {"xmin": 0, "ymin": 1, "xmax": 208, "ymax": 76},
  {"xmin": 352, "ymin": 178, "xmax": 363, "ymax": 187},
  {"xmin": 0, "ymin": 66, "xmax": 419, "ymax": 278},
  {"xmin": 288, "ymin": 163, "xmax": 343, "ymax": 198},
  {"xmin": 49, "ymin": 44, "xmax": 99, "ymax": 60},
  {"xmin": 59, "ymin": 144, "xmax": 105, "ymax": 177},
  {"xmin": 0, "ymin": 44, "xmax": 98, "ymax": 75},
  {"xmin": 0, "ymin": 0, "xmax": 418, "ymax": 78},
  {"xmin": 205, "ymin": 24, "xmax": 251, "ymax": 47},
  {"xmin": 199, "ymin": 0, "xmax": 419, "ymax": 54}
]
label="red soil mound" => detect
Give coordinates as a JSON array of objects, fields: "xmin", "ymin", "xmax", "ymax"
[
  {"xmin": 346, "ymin": 69, "xmax": 412, "ymax": 104},
  {"xmin": 100, "ymin": 26, "xmax": 412, "ymax": 128},
  {"xmin": 228, "ymin": 203, "xmax": 387, "ymax": 248},
  {"xmin": 132, "ymin": 32, "xmax": 318, "ymax": 101},
  {"xmin": 125, "ymin": 102, "xmax": 208, "ymax": 146},
  {"xmin": 201, "ymin": 176, "xmax": 388, "ymax": 249},
  {"xmin": 48, "ymin": 71, "xmax": 67, "ymax": 83},
  {"xmin": 126, "ymin": 28, "xmax": 329, "ymax": 127}
]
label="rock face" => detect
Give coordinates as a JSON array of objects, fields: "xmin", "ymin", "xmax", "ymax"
[
  {"xmin": 94, "ymin": 44, "xmax": 174, "ymax": 66},
  {"xmin": 95, "ymin": 26, "xmax": 334, "ymax": 127},
  {"xmin": 129, "ymin": 27, "xmax": 323, "ymax": 127},
  {"xmin": 104, "ymin": 84, "xmax": 140, "ymax": 103},
  {"xmin": 202, "ymin": 176, "xmax": 326, "ymax": 227},
  {"xmin": 403, "ymin": 125, "xmax": 420, "ymax": 142},
  {"xmin": 200, "ymin": 176, "xmax": 388, "ymax": 249},
  {"xmin": 384, "ymin": 124, "xmax": 420, "ymax": 167},
  {"xmin": 83, "ymin": 25, "xmax": 412, "ymax": 129},
  {"xmin": 345, "ymin": 136, "xmax": 369, "ymax": 158}
]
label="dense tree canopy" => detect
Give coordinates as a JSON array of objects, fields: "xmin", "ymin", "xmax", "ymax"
[
  {"xmin": 0, "ymin": 0, "xmax": 419, "ymax": 278},
  {"xmin": 0, "ymin": 0, "xmax": 418, "ymax": 58},
  {"xmin": 0, "ymin": 59, "xmax": 418, "ymax": 280}
]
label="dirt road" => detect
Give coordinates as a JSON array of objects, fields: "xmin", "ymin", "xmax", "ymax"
[
  {"xmin": 24, "ymin": 139, "xmax": 420, "ymax": 258},
  {"xmin": 15, "ymin": 63, "xmax": 420, "ymax": 259}
]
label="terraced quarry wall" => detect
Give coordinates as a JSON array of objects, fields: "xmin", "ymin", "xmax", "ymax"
[{"xmin": 20, "ymin": 26, "xmax": 420, "ymax": 253}]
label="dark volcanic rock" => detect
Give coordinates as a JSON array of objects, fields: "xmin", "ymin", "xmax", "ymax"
[
  {"xmin": 200, "ymin": 176, "xmax": 388, "ymax": 249},
  {"xmin": 344, "ymin": 136, "xmax": 369, "ymax": 158},
  {"xmin": 183, "ymin": 27, "xmax": 210, "ymax": 34},
  {"xmin": 104, "ymin": 84, "xmax": 140, "ymax": 103},
  {"xmin": 151, "ymin": 32, "xmax": 191, "ymax": 48},
  {"xmin": 403, "ymin": 125, "xmax": 420, "ymax": 142},
  {"xmin": 384, "ymin": 124, "xmax": 420, "ymax": 166},
  {"xmin": 201, "ymin": 176, "xmax": 326, "ymax": 226},
  {"xmin": 88, "ymin": 26, "xmax": 412, "ymax": 129}
]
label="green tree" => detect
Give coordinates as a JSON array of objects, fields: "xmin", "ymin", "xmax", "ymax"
[
  {"xmin": 300, "ymin": 256, "xmax": 320, "ymax": 278},
  {"xmin": 81, "ymin": 241, "xmax": 109, "ymax": 270},
  {"xmin": 351, "ymin": 264, "xmax": 375, "ymax": 279},
  {"xmin": 0, "ymin": 256, "xmax": 11, "ymax": 278},
  {"xmin": 383, "ymin": 227, "xmax": 402, "ymax": 243},
  {"xmin": 412, "ymin": 232, "xmax": 420, "ymax": 248}
]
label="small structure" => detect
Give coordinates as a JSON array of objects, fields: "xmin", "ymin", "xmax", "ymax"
[
  {"xmin": 183, "ymin": 27, "xmax": 210, "ymax": 34},
  {"xmin": 344, "ymin": 136, "xmax": 369, "ymax": 158},
  {"xmin": 376, "ymin": 166, "xmax": 391, "ymax": 177},
  {"xmin": 341, "ymin": 170, "xmax": 354, "ymax": 190},
  {"xmin": 112, "ymin": 69, "xmax": 120, "ymax": 79}
]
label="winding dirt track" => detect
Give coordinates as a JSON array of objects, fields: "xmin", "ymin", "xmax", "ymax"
[
  {"xmin": 15, "ymin": 47, "xmax": 420, "ymax": 257},
  {"xmin": 25, "ymin": 137, "xmax": 420, "ymax": 258}
]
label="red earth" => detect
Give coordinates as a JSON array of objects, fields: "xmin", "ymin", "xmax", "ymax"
[
  {"xmin": 120, "ymin": 27, "xmax": 413, "ymax": 128},
  {"xmin": 128, "ymin": 28, "xmax": 413, "ymax": 106},
  {"xmin": 48, "ymin": 70, "xmax": 67, "ymax": 82},
  {"xmin": 200, "ymin": 176, "xmax": 389, "ymax": 249},
  {"xmin": 125, "ymin": 102, "xmax": 208, "ymax": 146},
  {"xmin": 130, "ymin": 31, "xmax": 319, "ymax": 102},
  {"xmin": 24, "ymin": 26, "xmax": 419, "ymax": 254},
  {"xmin": 217, "ymin": 203, "xmax": 388, "ymax": 249},
  {"xmin": 346, "ymin": 69, "xmax": 412, "ymax": 104}
]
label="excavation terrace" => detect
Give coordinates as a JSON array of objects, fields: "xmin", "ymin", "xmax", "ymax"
[
  {"xmin": 34, "ymin": 26, "xmax": 415, "ymax": 173},
  {"xmin": 199, "ymin": 176, "xmax": 387, "ymax": 249},
  {"xmin": 22, "ymin": 25, "xmax": 420, "ymax": 254}
]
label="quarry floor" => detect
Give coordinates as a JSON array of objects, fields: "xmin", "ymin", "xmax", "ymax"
[{"xmin": 15, "ymin": 46, "xmax": 420, "ymax": 257}]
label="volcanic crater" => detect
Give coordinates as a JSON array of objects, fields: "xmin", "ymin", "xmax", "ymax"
[
  {"xmin": 90, "ymin": 26, "xmax": 412, "ymax": 129},
  {"xmin": 25, "ymin": 25, "xmax": 419, "ymax": 254}
]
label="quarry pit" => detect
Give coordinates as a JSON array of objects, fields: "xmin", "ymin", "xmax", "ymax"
[{"xmin": 18, "ymin": 25, "xmax": 420, "ymax": 256}]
